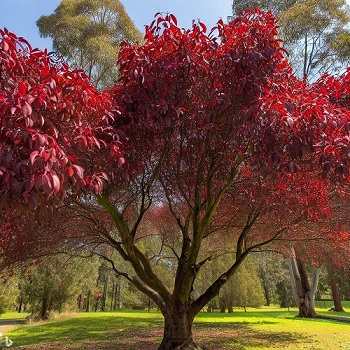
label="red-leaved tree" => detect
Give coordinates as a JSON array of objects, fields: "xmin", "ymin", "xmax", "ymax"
[{"xmin": 2, "ymin": 10, "xmax": 350, "ymax": 349}]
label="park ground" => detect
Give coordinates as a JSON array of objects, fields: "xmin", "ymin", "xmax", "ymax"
[{"xmin": 2, "ymin": 306, "xmax": 350, "ymax": 350}]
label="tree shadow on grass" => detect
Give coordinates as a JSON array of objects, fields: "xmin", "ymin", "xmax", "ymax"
[
  {"xmin": 11, "ymin": 317, "xmax": 312, "ymax": 350},
  {"xmin": 10, "ymin": 315, "xmax": 162, "ymax": 347},
  {"xmin": 197, "ymin": 310, "xmax": 296, "ymax": 319},
  {"xmin": 193, "ymin": 322, "xmax": 312, "ymax": 350}
]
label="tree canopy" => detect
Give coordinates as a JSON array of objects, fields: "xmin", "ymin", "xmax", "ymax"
[{"xmin": 2, "ymin": 8, "xmax": 350, "ymax": 350}]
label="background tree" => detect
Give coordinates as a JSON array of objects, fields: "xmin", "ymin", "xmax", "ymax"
[
  {"xmin": 256, "ymin": 253, "xmax": 294, "ymax": 307},
  {"xmin": 233, "ymin": 0, "xmax": 295, "ymax": 15},
  {"xmin": 276, "ymin": 280, "xmax": 294, "ymax": 309},
  {"xmin": 0, "ymin": 275, "xmax": 19, "ymax": 315},
  {"xmin": 220, "ymin": 259, "xmax": 265, "ymax": 312},
  {"xmin": 232, "ymin": 0, "xmax": 350, "ymax": 80},
  {"xmin": 327, "ymin": 265, "xmax": 344, "ymax": 312},
  {"xmin": 37, "ymin": 0, "xmax": 142, "ymax": 88},
  {"xmin": 22, "ymin": 256, "xmax": 98, "ymax": 320}
]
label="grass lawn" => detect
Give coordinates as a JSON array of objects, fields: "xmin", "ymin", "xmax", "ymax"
[{"xmin": 6, "ymin": 307, "xmax": 350, "ymax": 349}]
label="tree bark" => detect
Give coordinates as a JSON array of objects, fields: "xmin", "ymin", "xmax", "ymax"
[
  {"xmin": 330, "ymin": 279, "xmax": 343, "ymax": 312},
  {"xmin": 86, "ymin": 290, "xmax": 91, "ymax": 312},
  {"xmin": 117, "ymin": 277, "xmax": 122, "ymax": 309},
  {"xmin": 259, "ymin": 263, "xmax": 271, "ymax": 306},
  {"xmin": 110, "ymin": 281, "xmax": 115, "ymax": 311},
  {"xmin": 113, "ymin": 282, "xmax": 118, "ymax": 310},
  {"xmin": 77, "ymin": 294, "xmax": 82, "ymax": 311},
  {"xmin": 40, "ymin": 292, "xmax": 50, "ymax": 320},
  {"xmin": 328, "ymin": 266, "xmax": 344, "ymax": 312},
  {"xmin": 261, "ymin": 280, "xmax": 271, "ymax": 306},
  {"xmin": 288, "ymin": 250, "xmax": 319, "ymax": 318},
  {"xmin": 101, "ymin": 274, "xmax": 108, "ymax": 311},
  {"xmin": 158, "ymin": 305, "xmax": 202, "ymax": 350},
  {"xmin": 17, "ymin": 296, "xmax": 23, "ymax": 313}
]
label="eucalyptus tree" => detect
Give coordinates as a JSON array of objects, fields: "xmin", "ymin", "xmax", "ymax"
[{"xmin": 37, "ymin": 0, "xmax": 142, "ymax": 87}]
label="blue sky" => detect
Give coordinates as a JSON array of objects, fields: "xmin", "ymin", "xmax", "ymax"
[{"xmin": 0, "ymin": 0, "xmax": 233, "ymax": 49}]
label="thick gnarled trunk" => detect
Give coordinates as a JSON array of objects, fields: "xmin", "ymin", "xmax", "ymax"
[
  {"xmin": 289, "ymin": 249, "xmax": 319, "ymax": 318},
  {"xmin": 158, "ymin": 305, "xmax": 202, "ymax": 350},
  {"xmin": 297, "ymin": 289, "xmax": 317, "ymax": 318}
]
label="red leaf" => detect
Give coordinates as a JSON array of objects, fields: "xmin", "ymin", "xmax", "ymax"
[
  {"xmin": 29, "ymin": 151, "xmax": 39, "ymax": 165},
  {"xmin": 51, "ymin": 174, "xmax": 60, "ymax": 193},
  {"xmin": 72, "ymin": 165, "xmax": 84, "ymax": 179},
  {"xmin": 199, "ymin": 21, "xmax": 207, "ymax": 33},
  {"xmin": 170, "ymin": 14, "xmax": 178, "ymax": 26},
  {"xmin": 67, "ymin": 167, "xmax": 74, "ymax": 177},
  {"xmin": 18, "ymin": 81, "xmax": 28, "ymax": 96},
  {"xmin": 22, "ymin": 102, "xmax": 32, "ymax": 117},
  {"xmin": 3, "ymin": 41, "xmax": 9, "ymax": 51}
]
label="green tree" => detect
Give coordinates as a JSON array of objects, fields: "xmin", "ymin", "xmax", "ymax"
[
  {"xmin": 233, "ymin": 0, "xmax": 295, "ymax": 16},
  {"xmin": 37, "ymin": 0, "xmax": 142, "ymax": 87},
  {"xmin": 23, "ymin": 256, "xmax": 98, "ymax": 320},
  {"xmin": 195, "ymin": 255, "xmax": 265, "ymax": 312},
  {"xmin": 222, "ymin": 259, "xmax": 265, "ymax": 311},
  {"xmin": 0, "ymin": 275, "xmax": 19, "ymax": 314},
  {"xmin": 232, "ymin": 0, "xmax": 350, "ymax": 80}
]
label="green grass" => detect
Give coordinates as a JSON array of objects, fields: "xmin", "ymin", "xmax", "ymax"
[
  {"xmin": 7, "ymin": 308, "xmax": 350, "ymax": 349},
  {"xmin": 0, "ymin": 312, "xmax": 28, "ymax": 320}
]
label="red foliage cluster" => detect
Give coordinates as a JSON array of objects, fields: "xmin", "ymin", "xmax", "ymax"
[
  {"xmin": 0, "ymin": 29, "xmax": 122, "ymax": 202},
  {"xmin": 2, "ymin": 8, "xmax": 350, "ymax": 269},
  {"xmin": 258, "ymin": 68, "xmax": 350, "ymax": 181},
  {"xmin": 112, "ymin": 10, "xmax": 288, "ymax": 187}
]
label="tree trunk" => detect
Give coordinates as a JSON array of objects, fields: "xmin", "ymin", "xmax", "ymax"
[
  {"xmin": 86, "ymin": 290, "xmax": 91, "ymax": 312},
  {"xmin": 18, "ymin": 296, "xmax": 23, "ymax": 313},
  {"xmin": 101, "ymin": 275, "xmax": 108, "ymax": 311},
  {"xmin": 77, "ymin": 294, "xmax": 82, "ymax": 311},
  {"xmin": 288, "ymin": 250, "xmax": 319, "ymax": 318},
  {"xmin": 262, "ymin": 281, "xmax": 271, "ymax": 306},
  {"xmin": 219, "ymin": 298, "xmax": 226, "ymax": 313},
  {"xmin": 328, "ymin": 267, "xmax": 344, "ymax": 312},
  {"xmin": 110, "ymin": 281, "xmax": 115, "ymax": 311},
  {"xmin": 117, "ymin": 277, "xmax": 122, "ymax": 309},
  {"xmin": 158, "ymin": 306, "xmax": 202, "ymax": 350},
  {"xmin": 40, "ymin": 293, "xmax": 50, "ymax": 320},
  {"xmin": 259, "ymin": 265, "xmax": 271, "ymax": 306},
  {"xmin": 113, "ymin": 283, "xmax": 118, "ymax": 310},
  {"xmin": 297, "ymin": 288, "xmax": 317, "ymax": 317},
  {"xmin": 330, "ymin": 279, "xmax": 343, "ymax": 312}
]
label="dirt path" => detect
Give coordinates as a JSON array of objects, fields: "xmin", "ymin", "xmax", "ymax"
[{"xmin": 0, "ymin": 319, "xmax": 26, "ymax": 335}]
